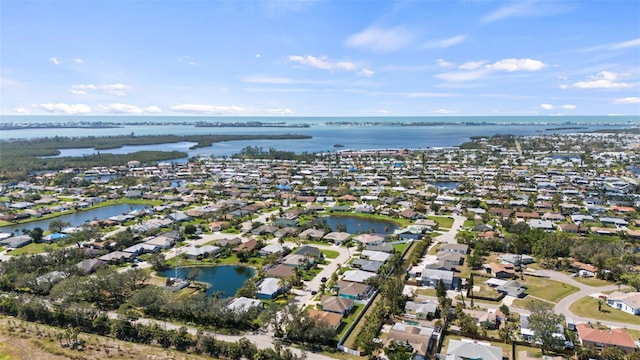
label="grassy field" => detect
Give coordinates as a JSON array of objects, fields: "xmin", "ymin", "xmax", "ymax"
[
  {"xmin": 7, "ymin": 242, "xmax": 64, "ymax": 256},
  {"xmin": 426, "ymin": 216, "xmax": 454, "ymax": 229},
  {"xmin": 415, "ymin": 288, "xmax": 438, "ymax": 297},
  {"xmin": 569, "ymin": 296, "xmax": 640, "ymax": 325},
  {"xmin": 571, "ymin": 276, "xmax": 613, "ymax": 287},
  {"xmin": 392, "ymin": 242, "xmax": 410, "ymax": 254},
  {"xmin": 522, "ymin": 276, "xmax": 579, "ymax": 303}
]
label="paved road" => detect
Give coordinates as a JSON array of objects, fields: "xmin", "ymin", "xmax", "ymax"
[
  {"xmin": 434, "ymin": 215, "xmax": 466, "ymax": 244},
  {"xmin": 537, "ymin": 269, "xmax": 640, "ymax": 330}
]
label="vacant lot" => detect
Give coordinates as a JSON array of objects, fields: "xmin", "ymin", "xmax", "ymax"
[
  {"xmin": 522, "ymin": 276, "xmax": 579, "ymax": 303},
  {"xmin": 0, "ymin": 317, "xmax": 211, "ymax": 360}
]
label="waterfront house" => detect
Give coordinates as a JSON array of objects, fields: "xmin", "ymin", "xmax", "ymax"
[
  {"xmin": 256, "ymin": 277, "xmax": 286, "ymax": 299},
  {"xmin": 227, "ymin": 297, "xmax": 264, "ymax": 313},
  {"xmin": 323, "ymin": 231, "xmax": 351, "ymax": 244},
  {"xmin": 0, "ymin": 235, "xmax": 32, "ymax": 248},
  {"xmin": 264, "ymin": 264, "xmax": 296, "ymax": 279}
]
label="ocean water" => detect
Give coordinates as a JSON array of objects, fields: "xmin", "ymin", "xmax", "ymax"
[{"xmin": 1, "ymin": 115, "xmax": 638, "ymax": 158}]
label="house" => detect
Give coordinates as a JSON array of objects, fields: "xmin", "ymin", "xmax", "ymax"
[
  {"xmin": 438, "ymin": 243, "xmax": 468, "ymax": 255},
  {"xmin": 404, "ymin": 300, "xmax": 438, "ymax": 320},
  {"xmin": 420, "ymin": 268, "xmax": 454, "ymax": 289},
  {"xmin": 575, "ymin": 323, "xmax": 637, "ymax": 354},
  {"xmin": 282, "ymin": 253, "xmax": 313, "ymax": 269},
  {"xmin": 185, "ymin": 245, "xmax": 220, "ymax": 259},
  {"xmin": 233, "ymin": 238, "xmax": 257, "ymax": 253},
  {"xmin": 386, "ymin": 323, "xmax": 438, "ymax": 360},
  {"xmin": 0, "ymin": 235, "xmax": 32, "ymax": 248},
  {"xmin": 256, "ymin": 277, "xmax": 286, "ymax": 299},
  {"xmin": 299, "ymin": 228, "xmax": 325, "ymax": 240},
  {"xmin": 123, "ymin": 243, "xmax": 160, "ymax": 255},
  {"xmin": 568, "ymin": 258, "xmax": 598, "ymax": 277},
  {"xmin": 294, "ymin": 245, "xmax": 324, "ymax": 260},
  {"xmin": 352, "ymin": 233, "xmax": 386, "ymax": 246},
  {"xmin": 527, "ymin": 219, "xmax": 555, "ymax": 231},
  {"xmin": 351, "ymin": 259, "xmax": 384, "ymax": 273},
  {"xmin": 144, "ymin": 235, "xmax": 175, "ymax": 249},
  {"xmin": 335, "ymin": 280, "xmax": 372, "ymax": 300},
  {"xmin": 214, "ymin": 237, "xmax": 243, "ymax": 248},
  {"xmin": 307, "ymin": 309, "xmax": 342, "ymax": 330},
  {"xmin": 264, "ymin": 264, "xmax": 296, "ymax": 279},
  {"xmin": 323, "ymin": 231, "xmax": 351, "ymax": 244},
  {"xmin": 496, "ymin": 280, "xmax": 526, "ymax": 298},
  {"xmin": 342, "ymin": 269, "xmax": 376, "ymax": 283},
  {"xmin": 606, "ymin": 291, "xmax": 640, "ymax": 315},
  {"xmin": 227, "ymin": 297, "xmax": 264, "ymax": 313},
  {"xmin": 360, "ymin": 249, "xmax": 392, "ymax": 262},
  {"xmin": 258, "ymin": 243, "xmax": 285, "ymax": 256},
  {"xmin": 445, "ymin": 339, "xmax": 503, "ymax": 360},
  {"xmin": 76, "ymin": 258, "xmax": 106, "ymax": 274},
  {"xmin": 320, "ymin": 296, "xmax": 354, "ymax": 316},
  {"xmin": 98, "ymin": 250, "xmax": 135, "ymax": 264},
  {"xmin": 483, "ymin": 262, "xmax": 516, "ymax": 279}
]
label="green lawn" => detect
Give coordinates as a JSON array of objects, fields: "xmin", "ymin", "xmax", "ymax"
[
  {"xmin": 426, "ymin": 216, "xmax": 454, "ymax": 229},
  {"xmin": 392, "ymin": 242, "xmax": 410, "ymax": 254},
  {"xmin": 522, "ymin": 276, "xmax": 579, "ymax": 303},
  {"xmin": 569, "ymin": 296, "xmax": 640, "ymax": 325},
  {"xmin": 336, "ymin": 303, "xmax": 365, "ymax": 339},
  {"xmin": 415, "ymin": 288, "xmax": 438, "ymax": 297},
  {"xmin": 7, "ymin": 242, "xmax": 64, "ymax": 255},
  {"xmin": 463, "ymin": 219, "xmax": 475, "ymax": 228},
  {"xmin": 322, "ymin": 249, "xmax": 340, "ymax": 259},
  {"xmin": 571, "ymin": 276, "xmax": 613, "ymax": 287}
]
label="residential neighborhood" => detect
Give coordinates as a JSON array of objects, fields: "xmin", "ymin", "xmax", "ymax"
[{"xmin": 0, "ymin": 132, "xmax": 639, "ymax": 360}]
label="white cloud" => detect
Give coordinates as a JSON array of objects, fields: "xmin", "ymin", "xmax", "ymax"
[
  {"xmin": 540, "ymin": 103, "xmax": 554, "ymax": 110},
  {"xmin": 71, "ymin": 83, "xmax": 132, "ymax": 96},
  {"xmin": 376, "ymin": 109, "xmax": 391, "ymax": 114},
  {"xmin": 255, "ymin": 53, "xmax": 262, "ymax": 58},
  {"xmin": 244, "ymin": 76, "xmax": 293, "ymax": 84},
  {"xmin": 432, "ymin": 109, "xmax": 457, "ymax": 114},
  {"xmin": 559, "ymin": 84, "xmax": 569, "ymax": 90},
  {"xmin": 573, "ymin": 71, "xmax": 632, "ymax": 89},
  {"xmin": 289, "ymin": 55, "xmax": 357, "ymax": 71},
  {"xmin": 611, "ymin": 38, "xmax": 640, "ymax": 49},
  {"xmin": 459, "ymin": 61, "xmax": 485, "ymax": 70},
  {"xmin": 344, "ymin": 26, "xmax": 416, "ymax": 53},
  {"xmin": 98, "ymin": 103, "xmax": 144, "ymax": 114},
  {"xmin": 266, "ymin": 108, "xmax": 293, "ymax": 115},
  {"xmin": 481, "ymin": 2, "xmax": 569, "ymax": 24},
  {"xmin": 422, "ymin": 35, "xmax": 466, "ymax": 49},
  {"xmin": 614, "ymin": 97, "xmax": 640, "ymax": 104},
  {"xmin": 485, "ymin": 58, "xmax": 545, "ymax": 72},
  {"xmin": 170, "ymin": 104, "xmax": 248, "ymax": 115},
  {"xmin": 144, "ymin": 106, "xmax": 162, "ymax": 113},
  {"xmin": 436, "ymin": 59, "xmax": 455, "ymax": 68},
  {"xmin": 438, "ymin": 58, "xmax": 546, "ymax": 82},
  {"xmin": 73, "ymin": 58, "xmax": 84, "ymax": 64},
  {"xmin": 482, "ymin": 3, "xmax": 530, "ymax": 23},
  {"xmin": 562, "ymin": 104, "xmax": 576, "ymax": 110},
  {"xmin": 36, "ymin": 103, "xmax": 91, "ymax": 115},
  {"xmin": 12, "ymin": 106, "xmax": 28, "ymax": 114},
  {"xmin": 358, "ymin": 68, "xmax": 375, "ymax": 77},
  {"xmin": 436, "ymin": 69, "xmax": 487, "ymax": 82},
  {"xmin": 49, "ymin": 57, "xmax": 60, "ymax": 66}
]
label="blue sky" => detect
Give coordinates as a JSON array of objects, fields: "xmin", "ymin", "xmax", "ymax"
[{"xmin": 1, "ymin": 0, "xmax": 639, "ymax": 116}]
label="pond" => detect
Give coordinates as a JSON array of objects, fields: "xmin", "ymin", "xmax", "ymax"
[
  {"xmin": 158, "ymin": 265, "xmax": 255, "ymax": 298},
  {"xmin": 324, "ymin": 215, "xmax": 399, "ymax": 234},
  {"xmin": 0, "ymin": 203, "xmax": 147, "ymax": 233}
]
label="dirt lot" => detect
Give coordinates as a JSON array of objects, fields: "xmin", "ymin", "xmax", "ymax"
[{"xmin": 0, "ymin": 317, "xmax": 209, "ymax": 360}]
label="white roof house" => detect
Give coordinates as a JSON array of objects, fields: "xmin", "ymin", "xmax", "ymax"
[{"xmin": 342, "ymin": 269, "xmax": 376, "ymax": 283}]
